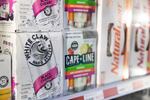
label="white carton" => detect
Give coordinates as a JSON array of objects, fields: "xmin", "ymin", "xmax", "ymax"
[
  {"xmin": 130, "ymin": 0, "xmax": 150, "ymax": 77},
  {"xmin": 64, "ymin": 0, "xmax": 97, "ymax": 31},
  {"xmin": 64, "ymin": 31, "xmax": 97, "ymax": 94},
  {"xmin": 0, "ymin": 0, "xmax": 63, "ymax": 32},
  {"xmin": 0, "ymin": 54, "xmax": 11, "ymax": 100},
  {"xmin": 97, "ymin": 0, "xmax": 132, "ymax": 85},
  {"xmin": 0, "ymin": 32, "xmax": 63, "ymax": 100}
]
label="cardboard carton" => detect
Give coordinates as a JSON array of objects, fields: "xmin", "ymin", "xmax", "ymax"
[
  {"xmin": 0, "ymin": 0, "xmax": 63, "ymax": 32},
  {"xmin": 0, "ymin": 32, "xmax": 63, "ymax": 100}
]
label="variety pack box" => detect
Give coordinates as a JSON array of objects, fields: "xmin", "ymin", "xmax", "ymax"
[
  {"xmin": 97, "ymin": 0, "xmax": 132, "ymax": 85},
  {"xmin": 0, "ymin": 0, "xmax": 63, "ymax": 32},
  {"xmin": 0, "ymin": 32, "xmax": 63, "ymax": 100},
  {"xmin": 0, "ymin": 54, "xmax": 11, "ymax": 100},
  {"xmin": 129, "ymin": 0, "xmax": 150, "ymax": 77},
  {"xmin": 64, "ymin": 0, "xmax": 97, "ymax": 30},
  {"xmin": 64, "ymin": 31, "xmax": 97, "ymax": 94}
]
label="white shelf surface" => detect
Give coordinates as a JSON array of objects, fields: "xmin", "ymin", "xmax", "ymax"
[{"xmin": 53, "ymin": 75, "xmax": 150, "ymax": 100}]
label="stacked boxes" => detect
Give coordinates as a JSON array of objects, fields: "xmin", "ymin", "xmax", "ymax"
[
  {"xmin": 97, "ymin": 0, "xmax": 132, "ymax": 85},
  {"xmin": 63, "ymin": 0, "xmax": 97, "ymax": 94},
  {"xmin": 130, "ymin": 0, "xmax": 150, "ymax": 77},
  {"xmin": 0, "ymin": 0, "xmax": 98, "ymax": 99},
  {"xmin": 0, "ymin": 0, "xmax": 149, "ymax": 100},
  {"xmin": 0, "ymin": 0, "xmax": 64, "ymax": 100}
]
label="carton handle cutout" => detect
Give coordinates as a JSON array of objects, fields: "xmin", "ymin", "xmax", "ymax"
[
  {"xmin": 146, "ymin": 28, "xmax": 150, "ymax": 51},
  {"xmin": 135, "ymin": 27, "xmax": 139, "ymax": 52},
  {"xmin": 107, "ymin": 23, "xmax": 114, "ymax": 57},
  {"xmin": 121, "ymin": 24, "xmax": 127, "ymax": 55}
]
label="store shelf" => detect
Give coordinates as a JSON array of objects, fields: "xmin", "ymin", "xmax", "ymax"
[{"xmin": 53, "ymin": 75, "xmax": 150, "ymax": 100}]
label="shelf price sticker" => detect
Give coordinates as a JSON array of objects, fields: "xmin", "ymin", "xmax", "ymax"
[
  {"xmin": 142, "ymin": 77, "xmax": 150, "ymax": 88},
  {"xmin": 132, "ymin": 80, "xmax": 144, "ymax": 90},
  {"xmin": 84, "ymin": 90, "xmax": 104, "ymax": 100},
  {"xmin": 103, "ymin": 87, "xmax": 118, "ymax": 99},
  {"xmin": 117, "ymin": 83, "xmax": 133, "ymax": 94},
  {"xmin": 70, "ymin": 96, "xmax": 84, "ymax": 100},
  {"xmin": 95, "ymin": 91, "xmax": 104, "ymax": 100}
]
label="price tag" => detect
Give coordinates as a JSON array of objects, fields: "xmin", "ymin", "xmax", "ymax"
[
  {"xmin": 84, "ymin": 90, "xmax": 104, "ymax": 100},
  {"xmin": 132, "ymin": 80, "xmax": 143, "ymax": 90},
  {"xmin": 103, "ymin": 87, "xmax": 118, "ymax": 98},
  {"xmin": 117, "ymin": 83, "xmax": 133, "ymax": 94},
  {"xmin": 143, "ymin": 77, "xmax": 150, "ymax": 88},
  {"xmin": 70, "ymin": 96, "xmax": 84, "ymax": 100}
]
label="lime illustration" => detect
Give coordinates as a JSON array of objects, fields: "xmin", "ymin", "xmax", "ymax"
[
  {"xmin": 80, "ymin": 43, "xmax": 92, "ymax": 54},
  {"xmin": 80, "ymin": 44, "xmax": 89, "ymax": 54}
]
